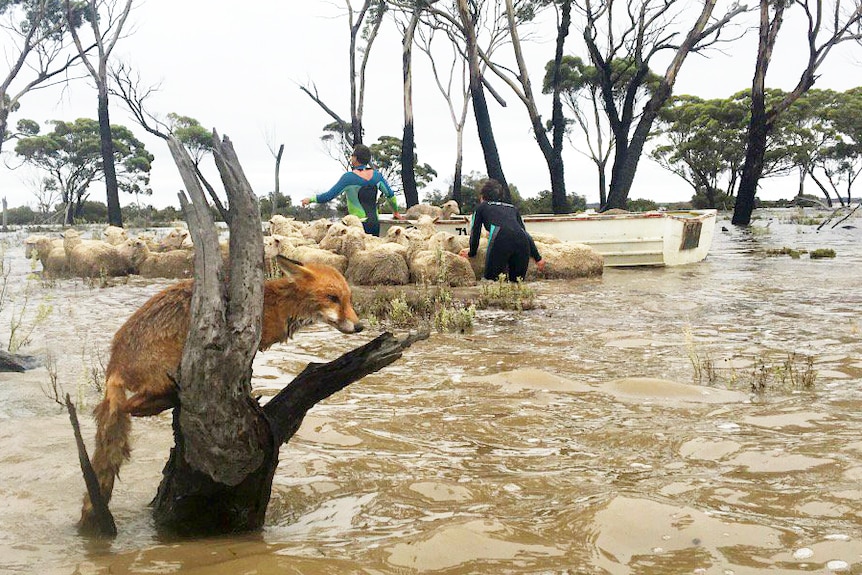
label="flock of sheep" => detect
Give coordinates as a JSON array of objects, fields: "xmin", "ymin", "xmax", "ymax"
[{"xmin": 23, "ymin": 208, "xmax": 604, "ymax": 286}]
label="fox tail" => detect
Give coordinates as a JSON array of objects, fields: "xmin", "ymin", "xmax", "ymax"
[{"xmin": 79, "ymin": 376, "xmax": 131, "ymax": 530}]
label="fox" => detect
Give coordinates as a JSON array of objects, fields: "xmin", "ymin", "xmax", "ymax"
[{"xmin": 79, "ymin": 255, "xmax": 363, "ymax": 530}]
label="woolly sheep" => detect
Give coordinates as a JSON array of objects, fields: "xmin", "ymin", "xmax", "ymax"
[
  {"xmin": 409, "ymin": 249, "xmax": 476, "ymax": 287},
  {"xmin": 102, "ymin": 226, "xmax": 129, "ymax": 246},
  {"xmin": 300, "ymin": 218, "xmax": 334, "ymax": 243},
  {"xmin": 340, "ymin": 214, "xmax": 365, "ymax": 229},
  {"xmin": 63, "ymin": 229, "xmax": 133, "ymax": 277},
  {"xmin": 427, "ymin": 231, "xmax": 465, "ymax": 254},
  {"xmin": 269, "ymin": 215, "xmax": 300, "ymax": 237},
  {"xmin": 157, "ymin": 227, "xmax": 192, "ymax": 251},
  {"xmin": 287, "ymin": 245, "xmax": 348, "ymax": 273},
  {"xmin": 404, "ymin": 200, "xmax": 460, "ymax": 220},
  {"xmin": 528, "ymin": 242, "xmax": 603, "ymax": 279},
  {"xmin": 319, "ymin": 222, "xmax": 367, "ymax": 260},
  {"xmin": 136, "ymin": 247, "xmax": 195, "ymax": 279},
  {"xmin": 346, "ymin": 248, "xmax": 410, "ymax": 285}
]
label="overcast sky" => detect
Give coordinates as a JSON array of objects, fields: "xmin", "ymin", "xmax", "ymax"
[{"xmin": 1, "ymin": 0, "xmax": 860, "ymax": 211}]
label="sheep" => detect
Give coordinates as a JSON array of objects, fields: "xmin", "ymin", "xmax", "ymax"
[
  {"xmin": 269, "ymin": 214, "xmax": 301, "ymax": 237},
  {"xmin": 62, "ymin": 229, "xmax": 133, "ymax": 278},
  {"xmin": 300, "ymin": 218, "xmax": 334, "ymax": 243},
  {"xmin": 346, "ymin": 247, "xmax": 410, "ymax": 285},
  {"xmin": 409, "ymin": 249, "xmax": 476, "ymax": 287},
  {"xmin": 102, "ymin": 226, "xmax": 128, "ymax": 246},
  {"xmin": 319, "ymin": 221, "xmax": 367, "ymax": 260},
  {"xmin": 404, "ymin": 199, "xmax": 460, "ymax": 220},
  {"xmin": 116, "ymin": 238, "xmax": 151, "ymax": 273},
  {"xmin": 136, "ymin": 247, "xmax": 195, "ymax": 279},
  {"xmin": 286, "ymin": 245, "xmax": 348, "ymax": 274},
  {"xmin": 24, "ymin": 235, "xmax": 62, "ymax": 262},
  {"xmin": 340, "ymin": 214, "xmax": 365, "ymax": 229},
  {"xmin": 427, "ymin": 231, "xmax": 465, "ymax": 254},
  {"xmin": 156, "ymin": 227, "xmax": 192, "ymax": 252},
  {"xmin": 385, "ymin": 225, "xmax": 430, "ymax": 260},
  {"xmin": 527, "ymin": 242, "xmax": 603, "ymax": 279}
]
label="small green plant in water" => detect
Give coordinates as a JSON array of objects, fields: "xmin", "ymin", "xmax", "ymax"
[
  {"xmin": 476, "ymin": 275, "xmax": 535, "ymax": 311},
  {"xmin": 809, "ymin": 248, "xmax": 835, "ymax": 259},
  {"xmin": 765, "ymin": 246, "xmax": 805, "ymax": 258}
]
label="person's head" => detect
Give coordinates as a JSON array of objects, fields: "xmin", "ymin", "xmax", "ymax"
[
  {"xmin": 479, "ymin": 178, "xmax": 504, "ymax": 202},
  {"xmin": 351, "ymin": 144, "xmax": 372, "ymax": 166}
]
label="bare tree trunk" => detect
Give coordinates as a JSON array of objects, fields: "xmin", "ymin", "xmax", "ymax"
[
  {"xmin": 401, "ymin": 6, "xmax": 421, "ymax": 207},
  {"xmin": 98, "ymin": 85, "xmax": 122, "ymax": 227},
  {"xmin": 456, "ymin": 0, "xmax": 508, "ymax": 197},
  {"xmin": 275, "ymin": 143, "xmax": 284, "ymax": 195},
  {"xmin": 142, "ymin": 133, "xmax": 427, "ymax": 536}
]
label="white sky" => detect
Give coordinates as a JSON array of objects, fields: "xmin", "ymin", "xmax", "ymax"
[{"xmin": 1, "ymin": 0, "xmax": 860, "ymax": 211}]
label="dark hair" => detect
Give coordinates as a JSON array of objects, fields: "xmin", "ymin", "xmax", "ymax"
[
  {"xmin": 353, "ymin": 144, "xmax": 372, "ymax": 165},
  {"xmin": 479, "ymin": 178, "xmax": 503, "ymax": 202}
]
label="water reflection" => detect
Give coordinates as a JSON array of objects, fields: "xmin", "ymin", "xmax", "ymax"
[{"xmin": 0, "ymin": 210, "xmax": 860, "ymax": 574}]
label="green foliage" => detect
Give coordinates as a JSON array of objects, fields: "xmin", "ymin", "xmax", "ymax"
[
  {"xmin": 369, "ymin": 135, "xmax": 438, "ymax": 193},
  {"xmin": 625, "ymin": 198, "xmax": 659, "ymax": 212},
  {"xmin": 475, "ymin": 276, "xmax": 536, "ymax": 311},
  {"xmin": 14, "ymin": 118, "xmax": 153, "ymax": 222},
  {"xmin": 809, "ymin": 248, "xmax": 836, "ymax": 259},
  {"xmin": 167, "ymin": 113, "xmax": 213, "ymax": 163},
  {"xmin": 355, "ymin": 284, "xmax": 475, "ymax": 334},
  {"xmin": 520, "ymin": 189, "xmax": 586, "ymax": 214}
]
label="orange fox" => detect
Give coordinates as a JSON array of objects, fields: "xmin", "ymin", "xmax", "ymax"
[{"xmin": 80, "ymin": 255, "xmax": 363, "ymax": 530}]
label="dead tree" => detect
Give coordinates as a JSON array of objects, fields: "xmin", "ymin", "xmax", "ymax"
[{"xmin": 77, "ymin": 131, "xmax": 427, "ymax": 537}]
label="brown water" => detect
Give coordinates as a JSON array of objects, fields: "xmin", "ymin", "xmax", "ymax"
[{"xmin": 0, "ymin": 210, "xmax": 860, "ymax": 574}]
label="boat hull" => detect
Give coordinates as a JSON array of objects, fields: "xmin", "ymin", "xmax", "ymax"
[{"xmin": 379, "ymin": 209, "xmax": 717, "ymax": 267}]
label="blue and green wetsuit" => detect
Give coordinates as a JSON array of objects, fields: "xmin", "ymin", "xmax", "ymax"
[{"xmin": 309, "ymin": 165, "xmax": 399, "ymax": 236}]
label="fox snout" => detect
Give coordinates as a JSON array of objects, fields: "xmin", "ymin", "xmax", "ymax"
[{"xmin": 340, "ymin": 319, "xmax": 364, "ymax": 334}]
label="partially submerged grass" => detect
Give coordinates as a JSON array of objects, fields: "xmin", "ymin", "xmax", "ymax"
[
  {"xmin": 687, "ymin": 344, "xmax": 818, "ymax": 394},
  {"xmin": 355, "ymin": 282, "xmax": 476, "ymax": 333},
  {"xmin": 354, "ymin": 275, "xmax": 537, "ymax": 334},
  {"xmin": 765, "ymin": 246, "xmax": 836, "ymax": 259}
]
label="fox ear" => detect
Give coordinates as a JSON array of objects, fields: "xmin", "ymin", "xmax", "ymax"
[{"xmin": 276, "ymin": 255, "xmax": 314, "ymax": 279}]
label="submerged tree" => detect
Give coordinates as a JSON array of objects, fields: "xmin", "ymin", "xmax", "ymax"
[
  {"xmin": 732, "ymin": 0, "xmax": 862, "ymax": 225},
  {"xmin": 64, "ymin": 0, "xmax": 134, "ymax": 227},
  {"xmin": 579, "ymin": 0, "xmax": 747, "ymax": 210},
  {"xmin": 0, "ymin": 0, "xmax": 89, "ymax": 157},
  {"xmin": 14, "ymin": 118, "xmax": 152, "ymax": 224},
  {"xmin": 544, "ymin": 55, "xmax": 660, "ymax": 207},
  {"xmin": 299, "ymin": 0, "xmax": 387, "ymax": 147},
  {"xmin": 480, "ymin": 0, "xmax": 573, "ymax": 213}
]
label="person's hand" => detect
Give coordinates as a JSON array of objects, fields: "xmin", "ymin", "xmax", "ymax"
[
  {"xmin": 301, "ymin": 197, "xmax": 311, "ymax": 207},
  {"xmin": 393, "ymin": 211, "xmax": 404, "ymax": 220},
  {"xmin": 536, "ymin": 258, "xmax": 546, "ymax": 272},
  {"xmin": 459, "ymin": 248, "xmax": 469, "ymax": 259}
]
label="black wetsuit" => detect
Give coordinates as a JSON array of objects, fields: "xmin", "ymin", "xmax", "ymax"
[{"xmin": 468, "ymin": 201, "xmax": 541, "ymax": 281}]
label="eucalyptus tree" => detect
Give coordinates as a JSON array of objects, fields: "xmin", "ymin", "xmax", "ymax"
[
  {"xmin": 477, "ymin": 0, "xmax": 574, "ymax": 213},
  {"xmin": 299, "ymin": 0, "xmax": 387, "ymax": 148},
  {"xmin": 64, "ymin": 0, "xmax": 133, "ymax": 227},
  {"xmin": 421, "ymin": 0, "xmax": 513, "ymax": 198},
  {"xmin": 14, "ymin": 117, "xmax": 152, "ymax": 224},
  {"xmin": 543, "ymin": 55, "xmax": 660, "ymax": 206},
  {"xmin": 413, "ymin": 21, "xmax": 471, "ymax": 204},
  {"xmin": 578, "ymin": 0, "xmax": 748, "ymax": 211},
  {"xmin": 731, "ymin": 0, "xmax": 862, "ymax": 225},
  {"xmin": 808, "ymin": 88, "xmax": 862, "ymax": 206},
  {"xmin": 0, "ymin": 0, "xmax": 89, "ymax": 157},
  {"xmin": 651, "ymin": 94, "xmax": 748, "ymax": 208},
  {"xmin": 778, "ymin": 89, "xmax": 842, "ymax": 204},
  {"xmin": 390, "ymin": 0, "xmax": 439, "ymax": 207},
  {"xmin": 368, "ymin": 135, "xmax": 437, "ymax": 195}
]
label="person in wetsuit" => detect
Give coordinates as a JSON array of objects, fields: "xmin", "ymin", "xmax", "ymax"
[
  {"xmin": 459, "ymin": 178, "xmax": 545, "ymax": 281},
  {"xmin": 302, "ymin": 144, "xmax": 403, "ymax": 236}
]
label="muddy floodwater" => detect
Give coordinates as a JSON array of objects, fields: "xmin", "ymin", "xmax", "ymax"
[{"xmin": 0, "ymin": 209, "xmax": 860, "ymax": 574}]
